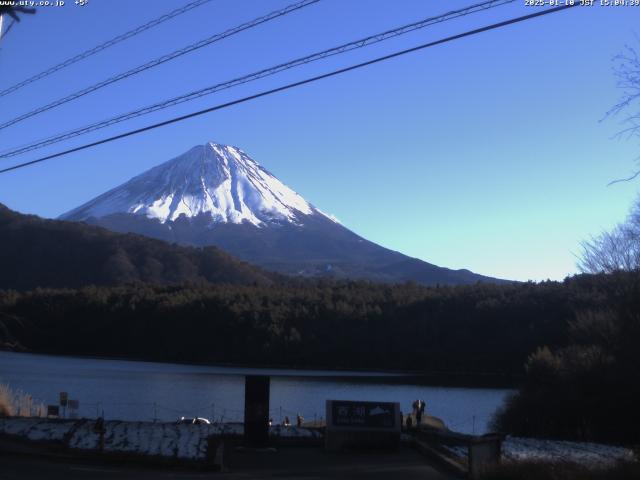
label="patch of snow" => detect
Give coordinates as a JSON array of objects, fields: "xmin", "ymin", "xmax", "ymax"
[
  {"xmin": 60, "ymin": 142, "xmax": 339, "ymax": 227},
  {"xmin": 68, "ymin": 421, "xmax": 98, "ymax": 450},
  {"xmin": 0, "ymin": 418, "xmax": 73, "ymax": 441},
  {"xmin": 1, "ymin": 418, "xmax": 322, "ymax": 461},
  {"xmin": 316, "ymin": 208, "xmax": 340, "ymax": 224},
  {"xmin": 442, "ymin": 444, "xmax": 467, "ymax": 458},
  {"xmin": 503, "ymin": 437, "xmax": 636, "ymax": 467},
  {"xmin": 268, "ymin": 425, "xmax": 321, "ymax": 438},
  {"xmin": 434, "ymin": 435, "xmax": 636, "ymax": 469}
]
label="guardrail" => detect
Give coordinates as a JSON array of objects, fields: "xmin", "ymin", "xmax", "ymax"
[{"xmin": 414, "ymin": 428, "xmax": 505, "ymax": 479}]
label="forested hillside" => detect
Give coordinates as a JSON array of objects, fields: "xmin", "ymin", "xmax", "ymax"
[
  {"xmin": 0, "ymin": 273, "xmax": 629, "ymax": 380},
  {"xmin": 0, "ymin": 204, "xmax": 275, "ymax": 289}
]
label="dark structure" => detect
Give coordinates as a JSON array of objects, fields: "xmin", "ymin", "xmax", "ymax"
[
  {"xmin": 325, "ymin": 400, "xmax": 400, "ymax": 451},
  {"xmin": 243, "ymin": 375, "xmax": 270, "ymax": 447},
  {"xmin": 0, "ymin": 6, "xmax": 36, "ymax": 21}
]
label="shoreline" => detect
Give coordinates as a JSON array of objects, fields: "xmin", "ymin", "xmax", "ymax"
[{"xmin": 0, "ymin": 348, "xmax": 522, "ymax": 389}]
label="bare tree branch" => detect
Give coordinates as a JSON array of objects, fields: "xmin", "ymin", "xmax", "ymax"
[
  {"xmin": 579, "ymin": 195, "xmax": 640, "ymax": 273},
  {"xmin": 607, "ymin": 169, "xmax": 640, "ymax": 186},
  {"xmin": 605, "ymin": 42, "xmax": 640, "ymax": 184}
]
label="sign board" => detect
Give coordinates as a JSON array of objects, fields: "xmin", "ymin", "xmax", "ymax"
[
  {"xmin": 59, "ymin": 392, "xmax": 68, "ymax": 407},
  {"xmin": 67, "ymin": 399, "xmax": 79, "ymax": 410},
  {"xmin": 47, "ymin": 405, "xmax": 60, "ymax": 417},
  {"xmin": 327, "ymin": 400, "xmax": 399, "ymax": 430},
  {"xmin": 325, "ymin": 400, "xmax": 400, "ymax": 451}
]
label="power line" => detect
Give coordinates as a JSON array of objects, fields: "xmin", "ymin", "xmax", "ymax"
[
  {"xmin": 0, "ymin": 0, "xmax": 516, "ymax": 159},
  {"xmin": 0, "ymin": 3, "xmax": 578, "ymax": 176},
  {"xmin": 0, "ymin": 0, "xmax": 215, "ymax": 98},
  {"xmin": 0, "ymin": 0, "xmax": 320, "ymax": 131}
]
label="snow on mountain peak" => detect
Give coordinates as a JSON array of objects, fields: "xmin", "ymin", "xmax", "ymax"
[{"xmin": 60, "ymin": 142, "xmax": 333, "ymax": 227}]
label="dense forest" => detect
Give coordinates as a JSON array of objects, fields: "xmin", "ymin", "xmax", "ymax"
[{"xmin": 0, "ymin": 273, "xmax": 630, "ymax": 377}]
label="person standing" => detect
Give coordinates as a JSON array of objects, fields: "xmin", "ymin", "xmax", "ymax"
[
  {"xmin": 405, "ymin": 414, "xmax": 413, "ymax": 430},
  {"xmin": 416, "ymin": 399, "xmax": 425, "ymax": 427}
]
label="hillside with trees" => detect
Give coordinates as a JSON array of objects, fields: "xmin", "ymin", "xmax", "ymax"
[
  {"xmin": 0, "ymin": 203, "xmax": 275, "ymax": 290},
  {"xmin": 0, "ymin": 273, "xmax": 631, "ymax": 380},
  {"xmin": 1, "ymin": 203, "xmax": 639, "ymax": 444}
]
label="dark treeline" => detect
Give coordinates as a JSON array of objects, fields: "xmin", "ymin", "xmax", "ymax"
[
  {"xmin": 0, "ymin": 273, "xmax": 627, "ymax": 377},
  {"xmin": 492, "ymin": 271, "xmax": 640, "ymax": 444}
]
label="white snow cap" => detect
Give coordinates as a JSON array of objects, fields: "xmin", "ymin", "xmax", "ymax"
[{"xmin": 62, "ymin": 142, "xmax": 336, "ymax": 227}]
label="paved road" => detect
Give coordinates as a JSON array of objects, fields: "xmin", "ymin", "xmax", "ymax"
[{"xmin": 1, "ymin": 447, "xmax": 455, "ymax": 479}]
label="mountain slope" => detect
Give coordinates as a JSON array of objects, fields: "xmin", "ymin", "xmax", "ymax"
[
  {"xmin": 61, "ymin": 142, "xmax": 502, "ymax": 285},
  {"xmin": 0, "ymin": 203, "xmax": 274, "ymax": 290},
  {"xmin": 61, "ymin": 143, "xmax": 327, "ymax": 227}
]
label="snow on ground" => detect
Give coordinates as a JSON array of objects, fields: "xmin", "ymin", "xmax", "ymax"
[
  {"xmin": 0, "ymin": 418, "xmax": 321, "ymax": 461},
  {"xmin": 7, "ymin": 418, "xmax": 630, "ymax": 467},
  {"xmin": 440, "ymin": 436, "xmax": 636, "ymax": 468},
  {"xmin": 503, "ymin": 436, "xmax": 636, "ymax": 467},
  {"xmin": 269, "ymin": 424, "xmax": 322, "ymax": 438},
  {"xmin": 0, "ymin": 417, "xmax": 74, "ymax": 441},
  {"xmin": 441, "ymin": 444, "xmax": 467, "ymax": 458}
]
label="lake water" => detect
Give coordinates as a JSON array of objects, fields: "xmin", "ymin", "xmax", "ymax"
[{"xmin": 0, "ymin": 351, "xmax": 512, "ymax": 434}]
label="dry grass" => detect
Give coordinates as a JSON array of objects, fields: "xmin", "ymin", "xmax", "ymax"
[{"xmin": 0, "ymin": 383, "xmax": 45, "ymax": 417}]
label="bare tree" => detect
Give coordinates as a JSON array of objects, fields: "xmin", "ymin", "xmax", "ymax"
[
  {"xmin": 578, "ymin": 43, "xmax": 640, "ymax": 273},
  {"xmin": 579, "ymin": 196, "xmax": 640, "ymax": 273},
  {"xmin": 607, "ymin": 43, "xmax": 640, "ymax": 184}
]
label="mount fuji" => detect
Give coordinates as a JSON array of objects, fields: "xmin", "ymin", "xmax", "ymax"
[{"xmin": 61, "ymin": 142, "xmax": 498, "ymax": 285}]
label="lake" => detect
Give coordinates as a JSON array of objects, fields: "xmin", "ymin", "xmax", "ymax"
[{"xmin": 0, "ymin": 351, "xmax": 512, "ymax": 434}]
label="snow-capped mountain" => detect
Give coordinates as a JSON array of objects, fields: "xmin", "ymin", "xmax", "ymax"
[
  {"xmin": 61, "ymin": 142, "xmax": 501, "ymax": 285},
  {"xmin": 61, "ymin": 142, "xmax": 329, "ymax": 227}
]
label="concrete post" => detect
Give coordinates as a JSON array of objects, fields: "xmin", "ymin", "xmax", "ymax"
[{"xmin": 243, "ymin": 375, "xmax": 270, "ymax": 447}]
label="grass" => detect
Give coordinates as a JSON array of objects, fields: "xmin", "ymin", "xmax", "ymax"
[
  {"xmin": 481, "ymin": 460, "xmax": 640, "ymax": 480},
  {"xmin": 0, "ymin": 383, "xmax": 45, "ymax": 417}
]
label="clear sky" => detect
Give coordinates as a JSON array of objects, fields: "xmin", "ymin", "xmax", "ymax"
[{"xmin": 0, "ymin": 0, "xmax": 638, "ymax": 282}]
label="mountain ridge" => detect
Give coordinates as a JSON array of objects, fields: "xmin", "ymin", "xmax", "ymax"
[
  {"xmin": 61, "ymin": 142, "xmax": 333, "ymax": 228},
  {"xmin": 60, "ymin": 142, "xmax": 505, "ymax": 286}
]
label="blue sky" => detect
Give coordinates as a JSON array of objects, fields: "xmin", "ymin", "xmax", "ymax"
[{"xmin": 0, "ymin": 0, "xmax": 638, "ymax": 281}]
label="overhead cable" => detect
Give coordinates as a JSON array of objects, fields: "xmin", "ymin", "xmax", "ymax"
[
  {"xmin": 0, "ymin": 0, "xmax": 515, "ymax": 159},
  {"xmin": 0, "ymin": 0, "xmax": 216, "ymax": 98},
  {"xmin": 0, "ymin": 4, "xmax": 579, "ymax": 176},
  {"xmin": 0, "ymin": 0, "xmax": 320, "ymax": 130}
]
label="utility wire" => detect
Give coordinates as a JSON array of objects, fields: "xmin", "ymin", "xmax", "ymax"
[
  {"xmin": 0, "ymin": 0, "xmax": 320, "ymax": 131},
  {"xmin": 0, "ymin": 0, "xmax": 215, "ymax": 98},
  {"xmin": 0, "ymin": 0, "xmax": 516, "ymax": 159},
  {"xmin": 0, "ymin": 3, "xmax": 578, "ymax": 176}
]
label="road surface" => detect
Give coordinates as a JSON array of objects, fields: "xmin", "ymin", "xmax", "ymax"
[{"xmin": 1, "ymin": 447, "xmax": 455, "ymax": 479}]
